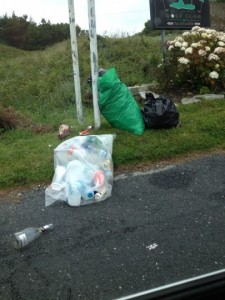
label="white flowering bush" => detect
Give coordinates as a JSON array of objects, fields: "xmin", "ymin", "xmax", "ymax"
[{"xmin": 166, "ymin": 26, "xmax": 225, "ymax": 92}]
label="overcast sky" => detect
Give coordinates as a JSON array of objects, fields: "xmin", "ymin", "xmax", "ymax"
[{"xmin": 1, "ymin": 0, "xmax": 151, "ymax": 35}]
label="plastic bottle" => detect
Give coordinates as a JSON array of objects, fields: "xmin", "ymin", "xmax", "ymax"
[
  {"xmin": 81, "ymin": 136, "xmax": 109, "ymax": 163},
  {"xmin": 64, "ymin": 161, "xmax": 96, "ymax": 206},
  {"xmin": 66, "ymin": 180, "xmax": 96, "ymax": 205},
  {"xmin": 78, "ymin": 181, "xmax": 95, "ymax": 202},
  {"xmin": 13, "ymin": 224, "xmax": 53, "ymax": 249},
  {"xmin": 66, "ymin": 182, "xmax": 82, "ymax": 206}
]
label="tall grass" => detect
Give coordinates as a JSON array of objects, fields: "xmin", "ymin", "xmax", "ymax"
[{"xmin": 0, "ymin": 35, "xmax": 163, "ymax": 126}]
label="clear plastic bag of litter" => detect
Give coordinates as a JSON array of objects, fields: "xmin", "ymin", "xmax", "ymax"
[{"xmin": 45, "ymin": 134, "xmax": 116, "ymax": 207}]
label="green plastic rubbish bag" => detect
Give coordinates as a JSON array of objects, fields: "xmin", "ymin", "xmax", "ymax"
[{"xmin": 98, "ymin": 67, "xmax": 145, "ymax": 135}]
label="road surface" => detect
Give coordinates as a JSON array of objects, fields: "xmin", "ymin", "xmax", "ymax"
[{"xmin": 1, "ymin": 154, "xmax": 225, "ymax": 300}]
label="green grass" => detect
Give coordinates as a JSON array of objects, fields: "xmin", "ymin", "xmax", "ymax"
[
  {"xmin": 0, "ymin": 37, "xmax": 225, "ymax": 190},
  {"xmin": 1, "ymin": 100, "xmax": 225, "ymax": 189}
]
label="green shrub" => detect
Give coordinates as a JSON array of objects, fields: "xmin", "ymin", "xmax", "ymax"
[{"xmin": 165, "ymin": 26, "xmax": 225, "ymax": 92}]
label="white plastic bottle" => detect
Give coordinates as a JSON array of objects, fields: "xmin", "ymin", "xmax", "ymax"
[{"xmin": 66, "ymin": 182, "xmax": 82, "ymax": 206}]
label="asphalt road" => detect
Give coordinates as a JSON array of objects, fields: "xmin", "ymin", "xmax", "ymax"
[{"xmin": 1, "ymin": 154, "xmax": 225, "ymax": 300}]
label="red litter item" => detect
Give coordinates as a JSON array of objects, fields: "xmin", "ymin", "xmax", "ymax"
[{"xmin": 79, "ymin": 125, "xmax": 93, "ymax": 136}]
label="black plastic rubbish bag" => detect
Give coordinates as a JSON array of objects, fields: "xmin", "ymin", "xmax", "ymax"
[{"xmin": 141, "ymin": 92, "xmax": 179, "ymax": 129}]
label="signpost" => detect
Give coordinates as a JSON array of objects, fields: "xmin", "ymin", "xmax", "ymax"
[
  {"xmin": 149, "ymin": 0, "xmax": 210, "ymax": 65},
  {"xmin": 150, "ymin": 0, "xmax": 210, "ymax": 30},
  {"xmin": 68, "ymin": 0, "xmax": 83, "ymax": 124},
  {"xmin": 87, "ymin": 0, "xmax": 101, "ymax": 129},
  {"xmin": 68, "ymin": 0, "xmax": 101, "ymax": 128}
]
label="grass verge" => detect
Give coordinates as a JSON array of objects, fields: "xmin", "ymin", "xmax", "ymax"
[{"xmin": 1, "ymin": 99, "xmax": 225, "ymax": 190}]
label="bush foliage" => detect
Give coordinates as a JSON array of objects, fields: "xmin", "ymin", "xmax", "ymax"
[
  {"xmin": 164, "ymin": 26, "xmax": 225, "ymax": 92},
  {"xmin": 0, "ymin": 13, "xmax": 79, "ymax": 50}
]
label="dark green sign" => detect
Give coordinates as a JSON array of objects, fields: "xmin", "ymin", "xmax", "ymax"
[{"xmin": 150, "ymin": 0, "xmax": 210, "ymax": 30}]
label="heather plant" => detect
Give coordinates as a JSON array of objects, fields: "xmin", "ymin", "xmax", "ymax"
[{"xmin": 165, "ymin": 26, "xmax": 225, "ymax": 92}]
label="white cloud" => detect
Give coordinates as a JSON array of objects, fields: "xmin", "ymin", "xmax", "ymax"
[{"xmin": 1, "ymin": 0, "xmax": 150, "ymax": 35}]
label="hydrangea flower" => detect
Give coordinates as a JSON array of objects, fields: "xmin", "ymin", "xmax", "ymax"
[
  {"xmin": 185, "ymin": 47, "xmax": 193, "ymax": 54},
  {"xmin": 218, "ymin": 35, "xmax": 225, "ymax": 42},
  {"xmin": 168, "ymin": 45, "xmax": 174, "ymax": 51},
  {"xmin": 182, "ymin": 42, "xmax": 188, "ymax": 48},
  {"xmin": 214, "ymin": 47, "xmax": 225, "ymax": 54},
  {"xmin": 208, "ymin": 53, "xmax": 220, "ymax": 61},
  {"xmin": 201, "ymin": 33, "xmax": 207, "ymax": 39},
  {"xmin": 192, "ymin": 26, "xmax": 201, "ymax": 31},
  {"xmin": 205, "ymin": 29, "xmax": 216, "ymax": 34},
  {"xmin": 209, "ymin": 71, "xmax": 219, "ymax": 79},
  {"xmin": 175, "ymin": 41, "xmax": 182, "ymax": 47},
  {"xmin": 182, "ymin": 32, "xmax": 190, "ymax": 37},
  {"xmin": 178, "ymin": 57, "xmax": 189, "ymax": 64},
  {"xmin": 215, "ymin": 64, "xmax": 220, "ymax": 70},
  {"xmin": 198, "ymin": 49, "xmax": 207, "ymax": 57},
  {"xmin": 176, "ymin": 37, "xmax": 184, "ymax": 43},
  {"xmin": 191, "ymin": 43, "xmax": 199, "ymax": 48},
  {"xmin": 218, "ymin": 41, "xmax": 225, "ymax": 47}
]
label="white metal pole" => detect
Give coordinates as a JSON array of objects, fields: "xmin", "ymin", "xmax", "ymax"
[
  {"xmin": 87, "ymin": 0, "xmax": 101, "ymax": 129},
  {"xmin": 161, "ymin": 29, "xmax": 166, "ymax": 65},
  {"xmin": 68, "ymin": 0, "xmax": 83, "ymax": 124}
]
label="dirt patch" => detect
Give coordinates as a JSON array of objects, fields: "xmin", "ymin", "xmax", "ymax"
[
  {"xmin": 0, "ymin": 104, "xmax": 53, "ymax": 134},
  {"xmin": 0, "ymin": 184, "xmax": 47, "ymax": 204}
]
